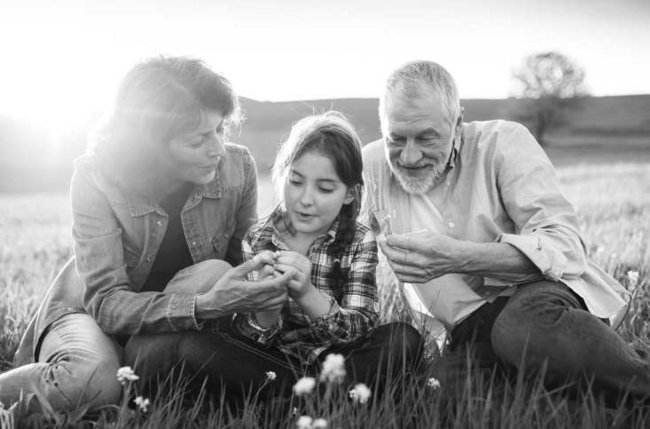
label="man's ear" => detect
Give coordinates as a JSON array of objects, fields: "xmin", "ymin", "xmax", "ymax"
[{"xmin": 456, "ymin": 106, "xmax": 465, "ymax": 128}]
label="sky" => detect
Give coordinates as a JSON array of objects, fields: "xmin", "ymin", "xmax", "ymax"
[{"xmin": 0, "ymin": 0, "xmax": 649, "ymax": 129}]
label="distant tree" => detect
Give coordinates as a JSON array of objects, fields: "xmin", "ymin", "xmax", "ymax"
[{"xmin": 511, "ymin": 51, "xmax": 587, "ymax": 145}]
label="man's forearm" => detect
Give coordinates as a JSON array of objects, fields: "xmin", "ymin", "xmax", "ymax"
[{"xmin": 455, "ymin": 241, "xmax": 540, "ymax": 281}]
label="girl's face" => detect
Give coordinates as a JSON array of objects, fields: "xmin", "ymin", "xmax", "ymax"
[
  {"xmin": 160, "ymin": 109, "xmax": 227, "ymax": 190},
  {"xmin": 283, "ymin": 150, "xmax": 355, "ymax": 239}
]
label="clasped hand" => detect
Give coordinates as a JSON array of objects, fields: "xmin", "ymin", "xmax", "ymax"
[
  {"xmin": 378, "ymin": 230, "xmax": 465, "ymax": 283},
  {"xmin": 258, "ymin": 250, "xmax": 313, "ymax": 300}
]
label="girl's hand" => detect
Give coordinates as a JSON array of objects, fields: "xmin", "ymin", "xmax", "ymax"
[{"xmin": 274, "ymin": 251, "xmax": 313, "ymax": 299}]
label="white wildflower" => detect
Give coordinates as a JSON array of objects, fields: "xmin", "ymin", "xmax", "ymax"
[
  {"xmin": 348, "ymin": 383, "xmax": 371, "ymax": 404},
  {"xmin": 292, "ymin": 407, "xmax": 299, "ymax": 416},
  {"xmin": 116, "ymin": 366, "xmax": 139, "ymax": 385},
  {"xmin": 134, "ymin": 396, "xmax": 150, "ymax": 413},
  {"xmin": 266, "ymin": 371, "xmax": 277, "ymax": 381},
  {"xmin": 627, "ymin": 270, "xmax": 639, "ymax": 289},
  {"xmin": 320, "ymin": 353, "xmax": 346, "ymax": 383},
  {"xmin": 293, "ymin": 376, "xmax": 316, "ymax": 396},
  {"xmin": 312, "ymin": 418, "xmax": 328, "ymax": 429},
  {"xmin": 296, "ymin": 415, "xmax": 313, "ymax": 429},
  {"xmin": 427, "ymin": 377, "xmax": 441, "ymax": 389}
]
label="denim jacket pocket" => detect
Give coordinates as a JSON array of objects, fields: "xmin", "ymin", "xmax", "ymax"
[
  {"xmin": 211, "ymin": 218, "xmax": 236, "ymax": 259},
  {"xmin": 211, "ymin": 233, "xmax": 229, "ymax": 258}
]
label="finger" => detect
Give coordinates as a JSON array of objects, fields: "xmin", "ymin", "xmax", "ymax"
[
  {"xmin": 380, "ymin": 242, "xmax": 412, "ymax": 265},
  {"xmin": 274, "ymin": 263, "xmax": 304, "ymax": 277},
  {"xmin": 260, "ymin": 265, "xmax": 275, "ymax": 278},
  {"xmin": 274, "ymin": 254, "xmax": 299, "ymax": 267},
  {"xmin": 385, "ymin": 232, "xmax": 427, "ymax": 250},
  {"xmin": 259, "ymin": 294, "xmax": 288, "ymax": 311},
  {"xmin": 395, "ymin": 273, "xmax": 436, "ymax": 283},
  {"xmin": 263, "ymin": 270, "xmax": 294, "ymax": 288},
  {"xmin": 253, "ymin": 250, "xmax": 276, "ymax": 266},
  {"xmin": 229, "ymin": 257, "xmax": 266, "ymax": 278}
]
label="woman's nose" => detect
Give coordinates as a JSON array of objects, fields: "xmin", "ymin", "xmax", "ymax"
[{"xmin": 206, "ymin": 133, "xmax": 226, "ymax": 158}]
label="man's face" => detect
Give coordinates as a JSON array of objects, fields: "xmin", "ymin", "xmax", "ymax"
[{"xmin": 382, "ymin": 89, "xmax": 458, "ymax": 194}]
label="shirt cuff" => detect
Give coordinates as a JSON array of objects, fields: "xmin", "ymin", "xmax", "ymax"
[
  {"xmin": 308, "ymin": 297, "xmax": 347, "ymax": 339},
  {"xmin": 498, "ymin": 233, "xmax": 567, "ymax": 281},
  {"xmin": 166, "ymin": 293, "xmax": 202, "ymax": 331}
]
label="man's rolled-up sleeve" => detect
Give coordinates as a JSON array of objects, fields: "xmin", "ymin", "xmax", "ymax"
[{"xmin": 494, "ymin": 123, "xmax": 588, "ymax": 283}]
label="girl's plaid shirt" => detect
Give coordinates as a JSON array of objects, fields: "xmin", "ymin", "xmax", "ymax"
[{"xmin": 233, "ymin": 213, "xmax": 380, "ymax": 364}]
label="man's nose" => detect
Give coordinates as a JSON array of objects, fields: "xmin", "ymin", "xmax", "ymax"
[{"xmin": 400, "ymin": 140, "xmax": 422, "ymax": 165}]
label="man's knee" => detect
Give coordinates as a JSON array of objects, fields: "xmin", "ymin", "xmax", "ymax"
[{"xmin": 491, "ymin": 284, "xmax": 569, "ymax": 367}]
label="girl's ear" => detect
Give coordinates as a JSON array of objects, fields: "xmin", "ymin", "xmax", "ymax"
[{"xmin": 343, "ymin": 185, "xmax": 357, "ymax": 205}]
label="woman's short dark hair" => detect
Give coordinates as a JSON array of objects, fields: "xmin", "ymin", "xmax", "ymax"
[{"xmin": 90, "ymin": 56, "xmax": 241, "ymax": 190}]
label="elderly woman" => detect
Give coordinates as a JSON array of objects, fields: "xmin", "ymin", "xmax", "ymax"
[{"xmin": 0, "ymin": 56, "xmax": 289, "ymax": 414}]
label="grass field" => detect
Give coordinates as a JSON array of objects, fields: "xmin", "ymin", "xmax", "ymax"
[{"xmin": 1, "ymin": 161, "xmax": 649, "ymax": 428}]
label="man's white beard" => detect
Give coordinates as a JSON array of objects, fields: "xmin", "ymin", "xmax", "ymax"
[{"xmin": 389, "ymin": 162, "xmax": 445, "ymax": 195}]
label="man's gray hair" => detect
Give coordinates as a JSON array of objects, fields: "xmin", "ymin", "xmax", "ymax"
[{"xmin": 379, "ymin": 60, "xmax": 461, "ymax": 125}]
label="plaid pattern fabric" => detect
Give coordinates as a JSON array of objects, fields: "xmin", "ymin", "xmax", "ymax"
[{"xmin": 234, "ymin": 211, "xmax": 379, "ymax": 364}]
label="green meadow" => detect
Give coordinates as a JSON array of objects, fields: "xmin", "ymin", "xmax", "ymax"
[{"xmin": 1, "ymin": 156, "xmax": 649, "ymax": 427}]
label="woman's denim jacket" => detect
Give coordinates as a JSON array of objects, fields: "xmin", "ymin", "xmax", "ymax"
[{"xmin": 14, "ymin": 143, "xmax": 258, "ymax": 364}]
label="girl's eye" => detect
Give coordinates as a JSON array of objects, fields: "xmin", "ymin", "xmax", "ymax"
[
  {"xmin": 288, "ymin": 178, "xmax": 303, "ymax": 186},
  {"xmin": 318, "ymin": 187, "xmax": 335, "ymax": 193}
]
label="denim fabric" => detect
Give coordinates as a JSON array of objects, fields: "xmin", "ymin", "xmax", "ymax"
[
  {"xmin": 124, "ymin": 322, "xmax": 423, "ymax": 399},
  {"xmin": 14, "ymin": 143, "xmax": 257, "ymax": 365},
  {"xmin": 0, "ymin": 313, "xmax": 122, "ymax": 412},
  {"xmin": 439, "ymin": 280, "xmax": 650, "ymax": 397}
]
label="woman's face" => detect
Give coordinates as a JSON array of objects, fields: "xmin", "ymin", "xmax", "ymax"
[{"xmin": 161, "ymin": 109, "xmax": 226, "ymax": 189}]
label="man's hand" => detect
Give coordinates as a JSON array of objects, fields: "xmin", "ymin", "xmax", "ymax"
[
  {"xmin": 273, "ymin": 250, "xmax": 313, "ymax": 300},
  {"xmin": 195, "ymin": 252, "xmax": 290, "ymax": 319},
  {"xmin": 378, "ymin": 230, "xmax": 466, "ymax": 283}
]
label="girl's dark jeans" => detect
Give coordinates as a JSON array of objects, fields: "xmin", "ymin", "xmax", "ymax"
[{"xmin": 124, "ymin": 322, "xmax": 423, "ymax": 400}]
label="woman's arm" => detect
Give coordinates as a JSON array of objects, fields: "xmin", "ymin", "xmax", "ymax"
[{"xmin": 72, "ymin": 168, "xmax": 204, "ymax": 335}]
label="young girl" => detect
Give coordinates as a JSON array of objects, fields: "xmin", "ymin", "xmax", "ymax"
[{"xmin": 233, "ymin": 111, "xmax": 423, "ymax": 386}]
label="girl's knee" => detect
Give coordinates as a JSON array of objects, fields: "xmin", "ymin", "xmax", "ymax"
[{"xmin": 382, "ymin": 322, "xmax": 424, "ymax": 364}]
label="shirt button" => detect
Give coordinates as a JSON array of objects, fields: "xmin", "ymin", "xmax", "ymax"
[
  {"xmin": 446, "ymin": 181, "xmax": 451, "ymax": 187},
  {"xmin": 448, "ymin": 222, "xmax": 455, "ymax": 229},
  {"xmin": 191, "ymin": 241, "xmax": 197, "ymax": 246},
  {"xmin": 156, "ymin": 221, "xmax": 162, "ymax": 226}
]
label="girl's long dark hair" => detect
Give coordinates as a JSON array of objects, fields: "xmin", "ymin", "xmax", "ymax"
[{"xmin": 271, "ymin": 111, "xmax": 364, "ymax": 286}]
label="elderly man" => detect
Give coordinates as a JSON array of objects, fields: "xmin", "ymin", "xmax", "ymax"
[{"xmin": 362, "ymin": 60, "xmax": 648, "ymax": 396}]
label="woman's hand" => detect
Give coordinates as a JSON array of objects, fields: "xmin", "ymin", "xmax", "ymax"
[{"xmin": 195, "ymin": 253, "xmax": 290, "ymax": 319}]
